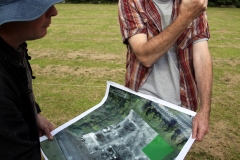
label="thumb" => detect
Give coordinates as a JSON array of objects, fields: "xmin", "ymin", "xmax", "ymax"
[
  {"xmin": 192, "ymin": 119, "xmax": 198, "ymax": 139},
  {"xmin": 45, "ymin": 128, "xmax": 53, "ymax": 140}
]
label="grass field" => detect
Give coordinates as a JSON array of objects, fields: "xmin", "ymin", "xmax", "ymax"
[{"xmin": 27, "ymin": 4, "xmax": 240, "ymax": 160}]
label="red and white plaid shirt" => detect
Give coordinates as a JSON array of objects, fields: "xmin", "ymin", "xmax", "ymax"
[{"xmin": 118, "ymin": 0, "xmax": 210, "ymax": 111}]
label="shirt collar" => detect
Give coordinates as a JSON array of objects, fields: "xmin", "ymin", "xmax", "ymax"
[{"xmin": 0, "ymin": 36, "xmax": 24, "ymax": 65}]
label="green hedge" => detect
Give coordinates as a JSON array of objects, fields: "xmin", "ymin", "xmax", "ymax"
[{"xmin": 64, "ymin": 0, "xmax": 239, "ymax": 7}]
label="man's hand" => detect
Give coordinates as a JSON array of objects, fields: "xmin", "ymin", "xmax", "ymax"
[
  {"xmin": 37, "ymin": 113, "xmax": 55, "ymax": 140},
  {"xmin": 179, "ymin": 0, "xmax": 208, "ymax": 23},
  {"xmin": 192, "ymin": 109, "xmax": 210, "ymax": 141}
]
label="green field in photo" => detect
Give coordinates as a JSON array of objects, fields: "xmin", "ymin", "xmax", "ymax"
[{"xmin": 143, "ymin": 135, "xmax": 174, "ymax": 160}]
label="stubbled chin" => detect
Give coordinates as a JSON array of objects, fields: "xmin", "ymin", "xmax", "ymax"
[
  {"xmin": 38, "ymin": 29, "xmax": 48, "ymax": 39},
  {"xmin": 29, "ymin": 30, "xmax": 48, "ymax": 41}
]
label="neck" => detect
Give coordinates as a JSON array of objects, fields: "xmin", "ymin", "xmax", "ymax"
[
  {"xmin": 155, "ymin": 0, "xmax": 172, "ymax": 3},
  {"xmin": 0, "ymin": 24, "xmax": 24, "ymax": 50}
]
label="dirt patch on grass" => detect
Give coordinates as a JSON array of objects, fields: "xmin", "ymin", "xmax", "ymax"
[
  {"xmin": 213, "ymin": 58, "xmax": 240, "ymax": 67},
  {"xmin": 213, "ymin": 58, "xmax": 240, "ymax": 85},
  {"xmin": 31, "ymin": 64, "xmax": 125, "ymax": 78},
  {"xmin": 220, "ymin": 72, "xmax": 240, "ymax": 85},
  {"xmin": 28, "ymin": 49, "xmax": 64, "ymax": 59},
  {"xmin": 29, "ymin": 49, "xmax": 125, "ymax": 63},
  {"xmin": 211, "ymin": 43, "xmax": 240, "ymax": 49},
  {"xmin": 66, "ymin": 51, "xmax": 124, "ymax": 62},
  {"xmin": 212, "ymin": 30, "xmax": 235, "ymax": 34}
]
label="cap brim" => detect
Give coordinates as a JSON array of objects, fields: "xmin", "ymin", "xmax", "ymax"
[{"xmin": 0, "ymin": 0, "xmax": 63, "ymax": 25}]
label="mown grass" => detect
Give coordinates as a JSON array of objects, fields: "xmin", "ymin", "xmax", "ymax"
[{"xmin": 27, "ymin": 4, "xmax": 240, "ymax": 160}]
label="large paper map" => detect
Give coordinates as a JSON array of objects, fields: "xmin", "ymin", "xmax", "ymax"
[{"xmin": 40, "ymin": 81, "xmax": 196, "ymax": 160}]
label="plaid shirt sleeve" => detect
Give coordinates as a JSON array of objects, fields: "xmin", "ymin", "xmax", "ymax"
[
  {"xmin": 118, "ymin": 0, "xmax": 147, "ymax": 44},
  {"xmin": 176, "ymin": 11, "xmax": 210, "ymax": 50}
]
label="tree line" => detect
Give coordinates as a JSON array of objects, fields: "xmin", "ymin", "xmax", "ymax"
[
  {"xmin": 64, "ymin": 0, "xmax": 118, "ymax": 4},
  {"xmin": 64, "ymin": 0, "xmax": 240, "ymax": 7}
]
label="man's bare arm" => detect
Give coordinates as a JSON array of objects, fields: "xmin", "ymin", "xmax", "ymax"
[
  {"xmin": 128, "ymin": 0, "xmax": 208, "ymax": 67},
  {"xmin": 192, "ymin": 40, "xmax": 212, "ymax": 141}
]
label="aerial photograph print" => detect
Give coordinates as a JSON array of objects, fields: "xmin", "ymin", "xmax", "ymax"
[{"xmin": 41, "ymin": 82, "xmax": 195, "ymax": 160}]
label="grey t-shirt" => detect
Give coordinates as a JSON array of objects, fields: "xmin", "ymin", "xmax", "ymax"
[
  {"xmin": 139, "ymin": 0, "xmax": 208, "ymax": 106},
  {"xmin": 139, "ymin": 0, "xmax": 181, "ymax": 105}
]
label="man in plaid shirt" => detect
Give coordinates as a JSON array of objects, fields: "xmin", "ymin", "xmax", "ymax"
[{"xmin": 118, "ymin": 0, "xmax": 212, "ymax": 142}]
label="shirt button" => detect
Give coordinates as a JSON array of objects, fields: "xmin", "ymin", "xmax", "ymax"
[{"xmin": 143, "ymin": 18, "xmax": 148, "ymax": 23}]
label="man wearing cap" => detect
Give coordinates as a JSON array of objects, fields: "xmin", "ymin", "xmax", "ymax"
[{"xmin": 0, "ymin": 0, "xmax": 62, "ymax": 159}]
